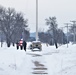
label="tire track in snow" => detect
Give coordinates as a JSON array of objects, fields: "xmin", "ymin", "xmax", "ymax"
[{"xmin": 31, "ymin": 54, "xmax": 48, "ymax": 75}]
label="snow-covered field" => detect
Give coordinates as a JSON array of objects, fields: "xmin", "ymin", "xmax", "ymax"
[{"xmin": 0, "ymin": 42, "xmax": 76, "ymax": 75}]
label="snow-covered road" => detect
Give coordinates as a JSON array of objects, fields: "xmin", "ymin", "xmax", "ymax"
[{"xmin": 0, "ymin": 42, "xmax": 76, "ymax": 75}]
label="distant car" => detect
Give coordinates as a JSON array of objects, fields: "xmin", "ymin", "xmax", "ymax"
[{"xmin": 30, "ymin": 41, "xmax": 42, "ymax": 51}]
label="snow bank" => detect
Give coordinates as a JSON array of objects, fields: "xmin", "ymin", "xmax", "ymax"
[{"xmin": 0, "ymin": 42, "xmax": 76, "ymax": 75}]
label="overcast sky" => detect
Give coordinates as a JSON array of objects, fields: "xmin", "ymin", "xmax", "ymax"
[{"xmin": 0, "ymin": 0, "xmax": 76, "ymax": 32}]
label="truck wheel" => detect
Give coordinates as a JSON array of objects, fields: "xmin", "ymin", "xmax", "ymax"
[{"xmin": 39, "ymin": 48, "xmax": 42, "ymax": 51}]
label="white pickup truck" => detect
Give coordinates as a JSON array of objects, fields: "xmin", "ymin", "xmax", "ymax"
[{"xmin": 30, "ymin": 41, "xmax": 42, "ymax": 51}]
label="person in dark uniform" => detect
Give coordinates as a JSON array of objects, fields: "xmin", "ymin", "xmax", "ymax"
[
  {"xmin": 23, "ymin": 41, "xmax": 27, "ymax": 51},
  {"xmin": 16, "ymin": 40, "xmax": 19, "ymax": 50}
]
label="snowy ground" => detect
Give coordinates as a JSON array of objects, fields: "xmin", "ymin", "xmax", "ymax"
[{"xmin": 0, "ymin": 42, "xmax": 76, "ymax": 75}]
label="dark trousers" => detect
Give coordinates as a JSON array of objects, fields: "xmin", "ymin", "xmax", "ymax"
[{"xmin": 24, "ymin": 45, "xmax": 26, "ymax": 51}]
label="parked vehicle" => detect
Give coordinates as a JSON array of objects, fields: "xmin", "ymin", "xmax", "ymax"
[{"xmin": 30, "ymin": 41, "xmax": 42, "ymax": 51}]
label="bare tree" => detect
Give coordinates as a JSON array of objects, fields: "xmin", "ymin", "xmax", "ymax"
[
  {"xmin": 69, "ymin": 22, "xmax": 76, "ymax": 43},
  {"xmin": 0, "ymin": 6, "xmax": 28, "ymax": 47},
  {"xmin": 38, "ymin": 32, "xmax": 52, "ymax": 44},
  {"xmin": 45, "ymin": 17, "xmax": 58, "ymax": 48}
]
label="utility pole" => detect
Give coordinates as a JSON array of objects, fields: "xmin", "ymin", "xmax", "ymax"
[
  {"xmin": 36, "ymin": 0, "xmax": 38, "ymax": 41},
  {"xmin": 1, "ymin": 31, "xmax": 3, "ymax": 47},
  {"xmin": 22, "ymin": 29, "xmax": 25, "ymax": 40},
  {"xmin": 60, "ymin": 27, "xmax": 64, "ymax": 44},
  {"xmin": 70, "ymin": 21, "xmax": 76, "ymax": 44},
  {"xmin": 64, "ymin": 23, "xmax": 70, "ymax": 48}
]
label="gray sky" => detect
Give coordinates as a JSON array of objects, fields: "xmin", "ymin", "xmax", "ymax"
[{"xmin": 0, "ymin": 0, "xmax": 76, "ymax": 32}]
